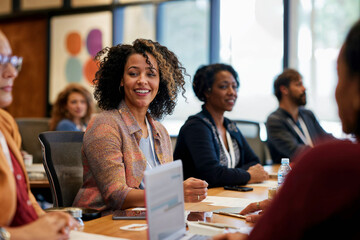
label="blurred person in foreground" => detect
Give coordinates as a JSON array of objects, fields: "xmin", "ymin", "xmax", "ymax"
[
  {"xmin": 214, "ymin": 19, "xmax": 360, "ymax": 240},
  {"xmin": 50, "ymin": 83, "xmax": 94, "ymax": 131},
  {"xmin": 174, "ymin": 64, "xmax": 268, "ymax": 187},
  {"xmin": 0, "ymin": 30, "xmax": 77, "ymax": 240},
  {"xmin": 73, "ymin": 39, "xmax": 208, "ymax": 215}
]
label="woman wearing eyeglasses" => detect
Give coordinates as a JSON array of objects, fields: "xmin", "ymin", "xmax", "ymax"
[
  {"xmin": 174, "ymin": 64, "xmax": 268, "ymax": 187},
  {"xmin": 0, "ymin": 30, "xmax": 78, "ymax": 240},
  {"xmin": 0, "ymin": 54, "xmax": 22, "ymax": 73}
]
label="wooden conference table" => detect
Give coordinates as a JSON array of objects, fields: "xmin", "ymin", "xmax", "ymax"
[
  {"xmin": 29, "ymin": 178, "xmax": 49, "ymax": 188},
  {"xmin": 83, "ymin": 165, "xmax": 280, "ymax": 239}
]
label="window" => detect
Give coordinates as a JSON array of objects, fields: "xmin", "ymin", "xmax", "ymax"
[
  {"xmin": 220, "ymin": 0, "xmax": 284, "ymax": 122},
  {"xmin": 158, "ymin": 0, "xmax": 210, "ymax": 124},
  {"xmin": 114, "ymin": 4, "xmax": 156, "ymax": 45},
  {"xmin": 291, "ymin": 0, "xmax": 360, "ymax": 137}
]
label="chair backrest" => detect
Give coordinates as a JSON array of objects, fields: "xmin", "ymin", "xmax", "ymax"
[
  {"xmin": 15, "ymin": 118, "xmax": 50, "ymax": 163},
  {"xmin": 39, "ymin": 131, "xmax": 84, "ymax": 207},
  {"xmin": 234, "ymin": 120, "xmax": 269, "ymax": 165}
]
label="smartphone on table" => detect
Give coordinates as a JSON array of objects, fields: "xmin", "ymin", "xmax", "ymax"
[{"xmin": 223, "ymin": 185, "xmax": 253, "ymax": 192}]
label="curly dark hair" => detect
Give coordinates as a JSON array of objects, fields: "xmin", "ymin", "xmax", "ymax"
[
  {"xmin": 93, "ymin": 39, "xmax": 187, "ymax": 119},
  {"xmin": 192, "ymin": 63, "xmax": 239, "ymax": 102},
  {"xmin": 49, "ymin": 83, "xmax": 94, "ymax": 131}
]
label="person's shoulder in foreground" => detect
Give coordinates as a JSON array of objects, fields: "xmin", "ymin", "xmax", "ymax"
[
  {"xmin": 247, "ymin": 139, "xmax": 360, "ymax": 240},
  {"xmin": 214, "ymin": 140, "xmax": 360, "ymax": 240}
]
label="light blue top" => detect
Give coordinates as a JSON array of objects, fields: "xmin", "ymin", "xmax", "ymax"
[
  {"xmin": 56, "ymin": 119, "xmax": 85, "ymax": 131},
  {"xmin": 139, "ymin": 128, "xmax": 160, "ymax": 189}
]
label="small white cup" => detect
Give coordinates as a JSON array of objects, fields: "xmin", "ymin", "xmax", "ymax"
[{"xmin": 23, "ymin": 154, "xmax": 33, "ymax": 167}]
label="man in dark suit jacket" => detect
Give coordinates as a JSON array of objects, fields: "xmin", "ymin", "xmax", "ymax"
[{"xmin": 266, "ymin": 69, "xmax": 334, "ymax": 163}]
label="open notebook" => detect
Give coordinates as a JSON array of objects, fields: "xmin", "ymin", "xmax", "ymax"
[{"xmin": 144, "ymin": 160, "xmax": 210, "ymax": 240}]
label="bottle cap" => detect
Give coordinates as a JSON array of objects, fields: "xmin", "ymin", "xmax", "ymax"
[
  {"xmin": 64, "ymin": 207, "xmax": 82, "ymax": 218},
  {"xmin": 281, "ymin": 158, "xmax": 290, "ymax": 164}
]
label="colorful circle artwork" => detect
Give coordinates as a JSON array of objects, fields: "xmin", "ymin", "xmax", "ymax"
[{"xmin": 64, "ymin": 28, "xmax": 102, "ymax": 85}]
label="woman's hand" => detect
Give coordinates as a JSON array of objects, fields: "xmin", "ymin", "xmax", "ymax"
[
  {"xmin": 8, "ymin": 211, "xmax": 79, "ymax": 240},
  {"xmin": 239, "ymin": 199, "xmax": 272, "ymax": 223},
  {"xmin": 212, "ymin": 232, "xmax": 248, "ymax": 240},
  {"xmin": 247, "ymin": 164, "xmax": 269, "ymax": 183},
  {"xmin": 183, "ymin": 177, "xmax": 208, "ymax": 202}
]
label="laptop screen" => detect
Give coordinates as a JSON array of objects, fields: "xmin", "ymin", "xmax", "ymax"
[{"xmin": 144, "ymin": 160, "xmax": 186, "ymax": 240}]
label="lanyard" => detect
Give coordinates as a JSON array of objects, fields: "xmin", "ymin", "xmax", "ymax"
[
  {"xmin": 145, "ymin": 116, "xmax": 158, "ymax": 169},
  {"xmin": 0, "ymin": 130, "xmax": 13, "ymax": 172},
  {"xmin": 219, "ymin": 131, "xmax": 236, "ymax": 168},
  {"xmin": 287, "ymin": 117, "xmax": 314, "ymax": 147}
]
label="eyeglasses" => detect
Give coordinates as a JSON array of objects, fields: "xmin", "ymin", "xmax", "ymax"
[{"xmin": 0, "ymin": 54, "xmax": 23, "ymax": 72}]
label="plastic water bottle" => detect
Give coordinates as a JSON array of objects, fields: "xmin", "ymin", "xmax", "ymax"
[
  {"xmin": 277, "ymin": 158, "xmax": 291, "ymax": 187},
  {"xmin": 66, "ymin": 208, "xmax": 84, "ymax": 231}
]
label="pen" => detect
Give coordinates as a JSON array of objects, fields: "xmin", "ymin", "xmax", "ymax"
[
  {"xmin": 215, "ymin": 212, "xmax": 247, "ymax": 219},
  {"xmin": 197, "ymin": 221, "xmax": 238, "ymax": 229}
]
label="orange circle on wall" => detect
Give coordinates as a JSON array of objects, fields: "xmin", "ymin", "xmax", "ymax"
[
  {"xmin": 66, "ymin": 32, "xmax": 82, "ymax": 56},
  {"xmin": 83, "ymin": 58, "xmax": 98, "ymax": 85}
]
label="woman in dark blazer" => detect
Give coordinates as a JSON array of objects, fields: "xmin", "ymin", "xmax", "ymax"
[{"xmin": 174, "ymin": 64, "xmax": 268, "ymax": 187}]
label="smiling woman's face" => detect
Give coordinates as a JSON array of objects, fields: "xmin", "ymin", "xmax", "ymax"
[
  {"xmin": 205, "ymin": 70, "xmax": 238, "ymax": 113},
  {"xmin": 121, "ymin": 53, "xmax": 160, "ymax": 114}
]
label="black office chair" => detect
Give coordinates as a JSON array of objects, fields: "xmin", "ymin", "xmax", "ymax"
[
  {"xmin": 234, "ymin": 120, "xmax": 271, "ymax": 165},
  {"xmin": 39, "ymin": 131, "xmax": 84, "ymax": 207},
  {"xmin": 16, "ymin": 118, "xmax": 50, "ymax": 163}
]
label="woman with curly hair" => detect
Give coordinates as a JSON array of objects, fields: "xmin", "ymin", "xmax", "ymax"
[
  {"xmin": 73, "ymin": 39, "xmax": 208, "ymax": 214},
  {"xmin": 49, "ymin": 83, "xmax": 94, "ymax": 131}
]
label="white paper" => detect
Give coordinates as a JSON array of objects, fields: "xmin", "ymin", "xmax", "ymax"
[
  {"xmin": 226, "ymin": 226, "xmax": 253, "ymax": 235},
  {"xmin": 131, "ymin": 207, "xmax": 146, "ymax": 211},
  {"xmin": 25, "ymin": 163, "xmax": 45, "ymax": 173},
  {"xmin": 70, "ymin": 231, "xmax": 128, "ymax": 240},
  {"xmin": 245, "ymin": 180, "xmax": 278, "ymax": 188},
  {"xmin": 187, "ymin": 221, "xmax": 225, "ymax": 236},
  {"xmin": 120, "ymin": 224, "xmax": 148, "ymax": 231},
  {"xmin": 203, "ymin": 196, "xmax": 259, "ymax": 208}
]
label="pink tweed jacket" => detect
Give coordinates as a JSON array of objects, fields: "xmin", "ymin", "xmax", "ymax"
[{"xmin": 73, "ymin": 101, "xmax": 173, "ymax": 214}]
